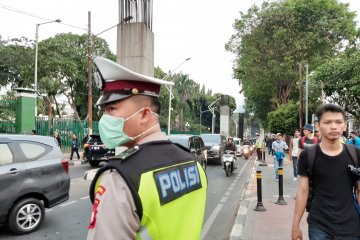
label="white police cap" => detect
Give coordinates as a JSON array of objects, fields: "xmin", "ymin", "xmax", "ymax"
[{"xmin": 93, "ymin": 57, "xmax": 174, "ymax": 106}]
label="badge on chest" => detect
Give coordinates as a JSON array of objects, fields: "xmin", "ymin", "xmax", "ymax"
[{"xmin": 154, "ymin": 162, "xmax": 202, "ymax": 205}]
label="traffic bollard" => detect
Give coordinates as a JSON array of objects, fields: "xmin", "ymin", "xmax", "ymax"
[
  {"xmin": 254, "ymin": 170, "xmax": 267, "ymax": 211},
  {"xmin": 275, "ymin": 167, "xmax": 287, "ymax": 205}
]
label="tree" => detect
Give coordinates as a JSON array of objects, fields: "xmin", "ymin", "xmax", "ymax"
[
  {"xmin": 226, "ymin": 0, "xmax": 357, "ymax": 125},
  {"xmin": 268, "ymin": 101, "xmax": 299, "ymax": 135},
  {"xmin": 313, "ymin": 50, "xmax": 360, "ymax": 120},
  {"xmin": 0, "ymin": 37, "xmax": 34, "ymax": 88},
  {"xmin": 37, "ymin": 33, "xmax": 115, "ymax": 120}
]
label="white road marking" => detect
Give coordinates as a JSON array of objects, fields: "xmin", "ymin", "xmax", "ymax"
[
  {"xmin": 201, "ymin": 203, "xmax": 224, "ymax": 240},
  {"xmin": 81, "ymin": 196, "xmax": 90, "ymax": 200},
  {"xmin": 59, "ymin": 201, "xmax": 77, "ymax": 207},
  {"xmin": 220, "ymin": 196, "xmax": 228, "ymax": 203}
]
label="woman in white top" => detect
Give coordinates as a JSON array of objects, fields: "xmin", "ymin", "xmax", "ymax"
[{"xmin": 288, "ymin": 129, "xmax": 300, "ymax": 180}]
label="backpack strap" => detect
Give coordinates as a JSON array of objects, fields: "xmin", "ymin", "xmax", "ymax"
[
  {"xmin": 344, "ymin": 144, "xmax": 359, "ymax": 167},
  {"xmin": 305, "ymin": 144, "xmax": 318, "ymax": 179},
  {"xmin": 300, "ymin": 136, "xmax": 305, "ymax": 149},
  {"xmin": 304, "ymin": 144, "xmax": 317, "ymax": 212}
]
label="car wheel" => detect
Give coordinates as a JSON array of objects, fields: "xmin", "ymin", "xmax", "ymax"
[
  {"xmin": 7, "ymin": 198, "xmax": 45, "ymax": 235},
  {"xmin": 89, "ymin": 159, "xmax": 100, "ymax": 168}
]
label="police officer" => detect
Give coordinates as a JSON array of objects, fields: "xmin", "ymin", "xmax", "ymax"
[{"xmin": 87, "ymin": 57, "xmax": 207, "ymax": 240}]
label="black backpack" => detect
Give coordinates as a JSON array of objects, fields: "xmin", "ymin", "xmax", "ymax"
[{"xmin": 305, "ymin": 144, "xmax": 359, "ymax": 212}]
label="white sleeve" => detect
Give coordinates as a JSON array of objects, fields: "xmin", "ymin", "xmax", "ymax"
[{"xmin": 87, "ymin": 170, "xmax": 140, "ymax": 240}]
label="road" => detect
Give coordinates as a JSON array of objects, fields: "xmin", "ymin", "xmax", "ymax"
[{"xmin": 0, "ymin": 155, "xmax": 255, "ymax": 239}]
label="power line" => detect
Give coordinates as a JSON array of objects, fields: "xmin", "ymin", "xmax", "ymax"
[{"xmin": 0, "ymin": 3, "xmax": 86, "ymax": 31}]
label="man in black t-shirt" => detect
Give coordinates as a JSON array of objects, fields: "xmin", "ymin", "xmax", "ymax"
[
  {"xmin": 291, "ymin": 104, "xmax": 360, "ymax": 240},
  {"xmin": 297, "ymin": 124, "xmax": 319, "ymax": 158}
]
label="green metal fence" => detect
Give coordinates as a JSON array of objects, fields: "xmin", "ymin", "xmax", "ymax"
[
  {"xmin": 35, "ymin": 117, "xmax": 99, "ymax": 152},
  {"xmin": 0, "ymin": 97, "xmax": 16, "ymax": 134}
]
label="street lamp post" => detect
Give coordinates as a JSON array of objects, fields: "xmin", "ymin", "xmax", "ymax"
[
  {"xmin": 200, "ymin": 109, "xmax": 211, "ymax": 134},
  {"xmin": 208, "ymin": 97, "xmax": 221, "ymax": 134},
  {"xmin": 165, "ymin": 57, "xmax": 191, "ymax": 135},
  {"xmin": 34, "ymin": 19, "xmax": 61, "ymax": 116}
]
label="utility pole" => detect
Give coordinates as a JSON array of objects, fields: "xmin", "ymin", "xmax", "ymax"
[
  {"xmin": 305, "ymin": 64, "xmax": 309, "ymax": 124},
  {"xmin": 87, "ymin": 11, "xmax": 93, "ymax": 135},
  {"xmin": 299, "ymin": 64, "xmax": 303, "ymax": 133}
]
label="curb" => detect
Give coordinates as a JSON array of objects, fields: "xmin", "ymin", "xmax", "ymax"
[
  {"xmin": 68, "ymin": 160, "xmax": 88, "ymax": 166},
  {"xmin": 83, "ymin": 169, "xmax": 98, "ymax": 181},
  {"xmin": 229, "ymin": 156, "xmax": 257, "ymax": 240}
]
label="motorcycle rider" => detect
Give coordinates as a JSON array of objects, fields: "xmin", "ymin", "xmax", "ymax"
[{"xmin": 225, "ymin": 137, "xmax": 237, "ymax": 171}]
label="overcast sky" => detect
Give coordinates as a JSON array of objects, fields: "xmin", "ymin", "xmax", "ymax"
[{"xmin": 0, "ymin": 0, "xmax": 359, "ymax": 107}]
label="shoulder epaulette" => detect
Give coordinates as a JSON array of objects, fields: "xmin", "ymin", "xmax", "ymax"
[{"xmin": 110, "ymin": 146, "xmax": 140, "ymax": 161}]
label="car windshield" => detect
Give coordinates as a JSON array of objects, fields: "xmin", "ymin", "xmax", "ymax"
[
  {"xmin": 234, "ymin": 140, "xmax": 240, "ymax": 145},
  {"xmin": 88, "ymin": 136, "xmax": 103, "ymax": 144},
  {"xmin": 201, "ymin": 134, "xmax": 221, "ymax": 144},
  {"xmin": 200, "ymin": 135, "xmax": 220, "ymax": 143},
  {"xmin": 168, "ymin": 137, "xmax": 188, "ymax": 148}
]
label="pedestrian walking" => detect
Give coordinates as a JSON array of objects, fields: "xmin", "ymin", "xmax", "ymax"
[
  {"xmin": 70, "ymin": 134, "xmax": 80, "ymax": 160},
  {"xmin": 289, "ymin": 129, "xmax": 300, "ymax": 181},
  {"xmin": 346, "ymin": 131, "xmax": 360, "ymax": 149},
  {"xmin": 266, "ymin": 134, "xmax": 275, "ymax": 155},
  {"xmin": 87, "ymin": 57, "xmax": 207, "ymax": 240},
  {"xmin": 54, "ymin": 131, "xmax": 62, "ymax": 147},
  {"xmin": 297, "ymin": 124, "xmax": 319, "ymax": 158},
  {"xmin": 272, "ymin": 133, "xmax": 288, "ymax": 181},
  {"xmin": 291, "ymin": 104, "xmax": 360, "ymax": 240}
]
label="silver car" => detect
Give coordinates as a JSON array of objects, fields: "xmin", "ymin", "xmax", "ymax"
[{"xmin": 0, "ymin": 135, "xmax": 70, "ymax": 234}]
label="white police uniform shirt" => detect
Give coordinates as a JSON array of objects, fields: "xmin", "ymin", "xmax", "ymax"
[{"xmin": 87, "ymin": 131, "xmax": 168, "ymax": 240}]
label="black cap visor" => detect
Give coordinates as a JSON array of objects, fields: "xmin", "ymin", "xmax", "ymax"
[{"xmin": 95, "ymin": 92, "xmax": 131, "ymax": 106}]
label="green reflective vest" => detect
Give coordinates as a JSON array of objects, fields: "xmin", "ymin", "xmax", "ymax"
[{"xmin": 90, "ymin": 141, "xmax": 207, "ymax": 240}]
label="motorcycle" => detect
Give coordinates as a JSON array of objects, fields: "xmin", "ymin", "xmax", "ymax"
[
  {"xmin": 222, "ymin": 150, "xmax": 236, "ymax": 177},
  {"xmin": 242, "ymin": 145, "xmax": 251, "ymax": 160}
]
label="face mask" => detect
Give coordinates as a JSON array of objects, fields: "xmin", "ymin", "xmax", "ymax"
[{"xmin": 99, "ymin": 108, "xmax": 159, "ymax": 149}]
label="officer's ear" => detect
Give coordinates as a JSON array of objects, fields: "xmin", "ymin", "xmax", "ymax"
[{"xmin": 139, "ymin": 107, "xmax": 154, "ymax": 123}]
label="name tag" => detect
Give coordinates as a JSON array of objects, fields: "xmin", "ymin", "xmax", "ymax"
[{"xmin": 154, "ymin": 162, "xmax": 202, "ymax": 205}]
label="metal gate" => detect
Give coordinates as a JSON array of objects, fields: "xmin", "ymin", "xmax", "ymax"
[
  {"xmin": 0, "ymin": 97, "xmax": 16, "ymax": 134},
  {"xmin": 36, "ymin": 117, "xmax": 99, "ymax": 152}
]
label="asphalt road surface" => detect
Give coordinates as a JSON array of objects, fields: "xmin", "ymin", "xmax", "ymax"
[{"xmin": 0, "ymin": 155, "xmax": 255, "ymax": 239}]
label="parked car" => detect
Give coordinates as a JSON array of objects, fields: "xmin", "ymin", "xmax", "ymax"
[
  {"xmin": 83, "ymin": 134, "xmax": 115, "ymax": 167},
  {"xmin": 168, "ymin": 134, "xmax": 208, "ymax": 170},
  {"xmin": 233, "ymin": 137, "xmax": 242, "ymax": 156},
  {"xmin": 200, "ymin": 134, "xmax": 227, "ymax": 165},
  {"xmin": 0, "ymin": 134, "xmax": 70, "ymax": 234}
]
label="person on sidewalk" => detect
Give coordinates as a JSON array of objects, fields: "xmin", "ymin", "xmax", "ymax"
[
  {"xmin": 266, "ymin": 134, "xmax": 275, "ymax": 155},
  {"xmin": 255, "ymin": 133, "xmax": 263, "ymax": 162},
  {"xmin": 289, "ymin": 129, "xmax": 300, "ymax": 181},
  {"xmin": 346, "ymin": 131, "xmax": 360, "ymax": 149},
  {"xmin": 291, "ymin": 104, "xmax": 360, "ymax": 240},
  {"xmin": 272, "ymin": 133, "xmax": 288, "ymax": 181},
  {"xmin": 54, "ymin": 131, "xmax": 62, "ymax": 147},
  {"xmin": 297, "ymin": 124, "xmax": 319, "ymax": 158},
  {"xmin": 87, "ymin": 57, "xmax": 207, "ymax": 240},
  {"xmin": 70, "ymin": 134, "xmax": 80, "ymax": 160}
]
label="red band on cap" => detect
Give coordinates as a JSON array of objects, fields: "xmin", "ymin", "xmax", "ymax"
[{"xmin": 103, "ymin": 80, "xmax": 160, "ymax": 94}]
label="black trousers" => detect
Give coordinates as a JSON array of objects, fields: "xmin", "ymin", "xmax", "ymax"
[
  {"xmin": 70, "ymin": 148, "xmax": 80, "ymax": 160},
  {"xmin": 256, "ymin": 148, "xmax": 262, "ymax": 161}
]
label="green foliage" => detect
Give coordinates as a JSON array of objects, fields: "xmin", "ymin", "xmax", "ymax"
[
  {"xmin": 313, "ymin": 49, "xmax": 360, "ymax": 120},
  {"xmin": 0, "ymin": 37, "xmax": 34, "ymax": 87},
  {"xmin": 226, "ymin": 0, "xmax": 357, "ymax": 126},
  {"xmin": 155, "ymin": 69, "xmax": 237, "ymax": 133},
  {"xmin": 268, "ymin": 102, "xmax": 299, "ymax": 135},
  {"xmin": 37, "ymin": 33, "xmax": 115, "ymax": 120}
]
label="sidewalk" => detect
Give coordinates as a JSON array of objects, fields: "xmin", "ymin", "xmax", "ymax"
[{"xmin": 230, "ymin": 154, "xmax": 309, "ymax": 240}]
